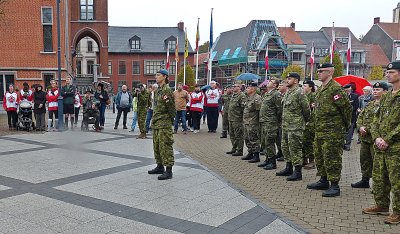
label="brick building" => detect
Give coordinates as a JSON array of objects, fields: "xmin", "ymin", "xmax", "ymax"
[
  {"xmin": 108, "ymin": 22, "xmax": 195, "ymax": 91},
  {"xmin": 0, "ymin": 0, "xmax": 109, "ymax": 99}
]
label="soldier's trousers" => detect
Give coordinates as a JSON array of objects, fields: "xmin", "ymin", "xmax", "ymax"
[
  {"xmin": 244, "ymin": 124, "xmax": 260, "ymax": 153},
  {"xmin": 373, "ymin": 147, "xmax": 400, "ymax": 214},
  {"xmin": 281, "ymin": 129, "xmax": 303, "ymax": 166},
  {"xmin": 229, "ymin": 121, "xmax": 244, "ymax": 153},
  {"xmin": 360, "ymin": 141, "xmax": 374, "ymax": 178},
  {"xmin": 222, "ymin": 113, "xmax": 229, "ymax": 132},
  {"xmin": 261, "ymin": 122, "xmax": 277, "ymax": 159},
  {"xmin": 303, "ymin": 124, "xmax": 315, "ymax": 160},
  {"xmin": 153, "ymin": 128, "xmax": 174, "ymax": 167},
  {"xmin": 137, "ymin": 109, "xmax": 147, "ymax": 134},
  {"xmin": 314, "ymin": 136, "xmax": 344, "ymax": 182}
]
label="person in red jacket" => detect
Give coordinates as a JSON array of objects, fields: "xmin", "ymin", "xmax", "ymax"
[
  {"xmin": 19, "ymin": 82, "xmax": 33, "ymax": 102},
  {"xmin": 190, "ymin": 84, "xmax": 204, "ymax": 133},
  {"xmin": 46, "ymin": 80, "xmax": 59, "ymax": 131},
  {"xmin": 3, "ymin": 84, "xmax": 20, "ymax": 130}
]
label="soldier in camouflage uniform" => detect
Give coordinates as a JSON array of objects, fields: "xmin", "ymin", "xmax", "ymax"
[
  {"xmin": 363, "ymin": 62, "xmax": 400, "ymax": 224},
  {"xmin": 276, "ymin": 73, "xmax": 310, "ymax": 181},
  {"xmin": 352, "ymin": 82, "xmax": 388, "ymax": 189},
  {"xmin": 133, "ymin": 84, "xmax": 151, "ymax": 139},
  {"xmin": 302, "ymin": 80, "xmax": 316, "ymax": 169},
  {"xmin": 226, "ymin": 83, "xmax": 246, "ymax": 156},
  {"xmin": 241, "ymin": 83, "xmax": 262, "ymax": 163},
  {"xmin": 307, "ymin": 63, "xmax": 352, "ymax": 197},
  {"xmin": 257, "ymin": 79, "xmax": 282, "ymax": 170},
  {"xmin": 276, "ymin": 81, "xmax": 288, "ymax": 161},
  {"xmin": 147, "ymin": 69, "xmax": 176, "ymax": 180},
  {"xmin": 220, "ymin": 85, "xmax": 233, "ymax": 138}
]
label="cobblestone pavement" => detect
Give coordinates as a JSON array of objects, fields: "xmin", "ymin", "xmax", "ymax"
[
  {"xmin": 0, "ymin": 111, "xmax": 304, "ymax": 234},
  {"xmin": 173, "ymin": 121, "xmax": 400, "ymax": 234}
]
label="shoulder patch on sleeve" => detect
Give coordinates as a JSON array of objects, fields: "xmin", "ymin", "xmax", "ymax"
[{"xmin": 333, "ymin": 94, "xmax": 342, "ymax": 101}]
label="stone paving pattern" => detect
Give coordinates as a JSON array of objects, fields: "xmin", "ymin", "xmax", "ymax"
[
  {"xmin": 173, "ymin": 121, "xmax": 400, "ymax": 234},
  {"xmin": 0, "ymin": 111, "xmax": 303, "ymax": 234}
]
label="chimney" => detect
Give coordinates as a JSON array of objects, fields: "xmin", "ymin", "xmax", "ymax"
[
  {"xmin": 177, "ymin": 21, "xmax": 184, "ymax": 31},
  {"xmin": 290, "ymin": 22, "xmax": 295, "ymax": 30},
  {"xmin": 374, "ymin": 17, "xmax": 380, "ymax": 24}
]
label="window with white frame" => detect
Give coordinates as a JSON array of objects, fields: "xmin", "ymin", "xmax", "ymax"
[
  {"xmin": 80, "ymin": 0, "xmax": 94, "ymax": 20},
  {"xmin": 145, "ymin": 60, "xmax": 163, "ymax": 75},
  {"xmin": 108, "ymin": 61, "xmax": 112, "ymax": 75}
]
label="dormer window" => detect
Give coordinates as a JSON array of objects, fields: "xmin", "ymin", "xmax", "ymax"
[
  {"xmin": 165, "ymin": 36, "xmax": 177, "ymax": 51},
  {"xmin": 129, "ymin": 36, "xmax": 141, "ymax": 50}
]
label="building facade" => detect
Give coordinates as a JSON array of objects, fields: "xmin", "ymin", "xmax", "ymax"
[
  {"xmin": 0, "ymin": 0, "xmax": 109, "ymax": 99},
  {"xmin": 107, "ymin": 22, "xmax": 194, "ymax": 91}
]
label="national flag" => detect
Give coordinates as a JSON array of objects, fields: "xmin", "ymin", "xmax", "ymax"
[
  {"xmin": 209, "ymin": 8, "xmax": 214, "ymax": 49},
  {"xmin": 347, "ymin": 31, "xmax": 352, "ymax": 63},
  {"xmin": 265, "ymin": 44, "xmax": 269, "ymax": 71},
  {"xmin": 196, "ymin": 18, "xmax": 200, "ymax": 52},
  {"xmin": 175, "ymin": 37, "xmax": 179, "ymax": 62},
  {"xmin": 310, "ymin": 41, "xmax": 315, "ymax": 65},
  {"xmin": 166, "ymin": 48, "xmax": 170, "ymax": 70},
  {"xmin": 184, "ymin": 28, "xmax": 188, "ymax": 58},
  {"xmin": 330, "ymin": 24, "xmax": 336, "ymax": 63}
]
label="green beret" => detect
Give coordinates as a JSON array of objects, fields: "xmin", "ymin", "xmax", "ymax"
[
  {"xmin": 373, "ymin": 82, "xmax": 389, "ymax": 91},
  {"xmin": 386, "ymin": 62, "xmax": 400, "ymax": 70},
  {"xmin": 286, "ymin": 72, "xmax": 300, "ymax": 80},
  {"xmin": 318, "ymin": 63, "xmax": 334, "ymax": 69}
]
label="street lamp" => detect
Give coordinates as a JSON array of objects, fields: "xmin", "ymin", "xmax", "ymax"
[{"xmin": 56, "ymin": 0, "xmax": 64, "ymax": 130}]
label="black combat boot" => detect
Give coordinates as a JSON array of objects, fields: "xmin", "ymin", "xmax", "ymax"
[
  {"xmin": 276, "ymin": 151, "xmax": 284, "ymax": 161},
  {"xmin": 322, "ymin": 181, "xmax": 340, "ymax": 197},
  {"xmin": 241, "ymin": 152, "xmax": 253, "ymax": 160},
  {"xmin": 276, "ymin": 162, "xmax": 293, "ymax": 176},
  {"xmin": 232, "ymin": 151, "xmax": 243, "ymax": 156},
  {"xmin": 220, "ymin": 131, "xmax": 227, "ymax": 138},
  {"xmin": 158, "ymin": 166, "xmax": 173, "ymax": 180},
  {"xmin": 260, "ymin": 148, "xmax": 265, "ymax": 155},
  {"xmin": 307, "ymin": 176, "xmax": 329, "ymax": 190},
  {"xmin": 226, "ymin": 149, "xmax": 236, "ymax": 154},
  {"xmin": 248, "ymin": 152, "xmax": 260, "ymax": 163},
  {"xmin": 351, "ymin": 177, "xmax": 370, "ymax": 188},
  {"xmin": 264, "ymin": 156, "xmax": 277, "ymax": 170},
  {"xmin": 258, "ymin": 158, "xmax": 270, "ymax": 167},
  {"xmin": 148, "ymin": 164, "xmax": 165, "ymax": 174},
  {"xmin": 287, "ymin": 165, "xmax": 302, "ymax": 181}
]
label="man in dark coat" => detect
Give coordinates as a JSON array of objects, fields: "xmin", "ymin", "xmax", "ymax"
[{"xmin": 343, "ymin": 83, "xmax": 360, "ymax": 151}]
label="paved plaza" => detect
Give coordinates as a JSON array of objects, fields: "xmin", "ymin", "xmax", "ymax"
[{"xmin": 0, "ymin": 111, "xmax": 303, "ymax": 234}]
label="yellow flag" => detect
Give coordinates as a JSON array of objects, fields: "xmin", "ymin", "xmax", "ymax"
[{"xmin": 184, "ymin": 28, "xmax": 189, "ymax": 58}]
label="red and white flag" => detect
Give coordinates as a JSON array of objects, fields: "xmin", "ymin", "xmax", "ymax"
[
  {"xmin": 347, "ymin": 32, "xmax": 351, "ymax": 63},
  {"xmin": 310, "ymin": 41, "xmax": 315, "ymax": 65},
  {"xmin": 330, "ymin": 24, "xmax": 336, "ymax": 63},
  {"xmin": 166, "ymin": 48, "xmax": 170, "ymax": 70},
  {"xmin": 265, "ymin": 44, "xmax": 269, "ymax": 71}
]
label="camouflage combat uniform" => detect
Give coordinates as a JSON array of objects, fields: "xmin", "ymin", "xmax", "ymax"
[
  {"xmin": 314, "ymin": 79, "xmax": 352, "ymax": 182},
  {"xmin": 281, "ymin": 86, "xmax": 310, "ymax": 166},
  {"xmin": 259, "ymin": 89, "xmax": 282, "ymax": 159},
  {"xmin": 134, "ymin": 89, "xmax": 151, "ymax": 134},
  {"xmin": 243, "ymin": 93, "xmax": 261, "ymax": 153},
  {"xmin": 303, "ymin": 92, "xmax": 316, "ymax": 162},
  {"xmin": 356, "ymin": 100, "xmax": 378, "ymax": 179},
  {"xmin": 221, "ymin": 93, "xmax": 231, "ymax": 133},
  {"xmin": 228, "ymin": 92, "xmax": 245, "ymax": 153},
  {"xmin": 152, "ymin": 83, "xmax": 176, "ymax": 167},
  {"xmin": 370, "ymin": 91, "xmax": 400, "ymax": 214}
]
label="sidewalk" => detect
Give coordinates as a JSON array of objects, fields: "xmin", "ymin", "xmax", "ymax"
[
  {"xmin": 0, "ymin": 110, "xmax": 304, "ymax": 234},
  {"xmin": 173, "ymin": 119, "xmax": 400, "ymax": 234}
]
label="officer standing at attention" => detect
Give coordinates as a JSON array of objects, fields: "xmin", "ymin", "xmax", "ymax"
[
  {"xmin": 241, "ymin": 82, "xmax": 262, "ymax": 163},
  {"xmin": 147, "ymin": 69, "xmax": 176, "ymax": 180},
  {"xmin": 134, "ymin": 84, "xmax": 151, "ymax": 139},
  {"xmin": 220, "ymin": 85, "xmax": 233, "ymax": 138},
  {"xmin": 306, "ymin": 63, "xmax": 351, "ymax": 197},
  {"xmin": 257, "ymin": 79, "xmax": 282, "ymax": 170},
  {"xmin": 226, "ymin": 82, "xmax": 246, "ymax": 156},
  {"xmin": 351, "ymin": 82, "xmax": 388, "ymax": 189},
  {"xmin": 363, "ymin": 62, "xmax": 400, "ymax": 224},
  {"xmin": 276, "ymin": 73, "xmax": 310, "ymax": 181}
]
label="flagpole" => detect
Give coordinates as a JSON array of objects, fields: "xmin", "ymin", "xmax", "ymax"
[
  {"xmin": 184, "ymin": 27, "xmax": 187, "ymax": 85},
  {"xmin": 175, "ymin": 36, "xmax": 179, "ymax": 90},
  {"xmin": 195, "ymin": 18, "xmax": 200, "ymax": 85},
  {"xmin": 330, "ymin": 22, "xmax": 335, "ymax": 64},
  {"xmin": 346, "ymin": 31, "xmax": 351, "ymax": 75},
  {"xmin": 310, "ymin": 41, "xmax": 315, "ymax": 80},
  {"xmin": 310, "ymin": 63, "xmax": 314, "ymax": 80},
  {"xmin": 208, "ymin": 8, "xmax": 214, "ymax": 85}
]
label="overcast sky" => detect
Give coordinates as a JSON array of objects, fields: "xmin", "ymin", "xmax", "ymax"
[{"xmin": 109, "ymin": 0, "xmax": 397, "ymax": 46}]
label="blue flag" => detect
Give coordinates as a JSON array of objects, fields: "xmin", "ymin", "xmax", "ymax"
[{"xmin": 210, "ymin": 8, "xmax": 213, "ymax": 50}]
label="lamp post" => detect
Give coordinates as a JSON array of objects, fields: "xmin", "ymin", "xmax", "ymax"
[{"xmin": 56, "ymin": 0, "xmax": 64, "ymax": 130}]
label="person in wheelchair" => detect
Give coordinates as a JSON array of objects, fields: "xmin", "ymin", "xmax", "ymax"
[{"xmin": 81, "ymin": 90, "xmax": 101, "ymax": 132}]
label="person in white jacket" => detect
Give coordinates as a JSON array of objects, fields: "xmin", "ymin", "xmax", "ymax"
[{"xmin": 205, "ymin": 81, "xmax": 220, "ymax": 133}]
